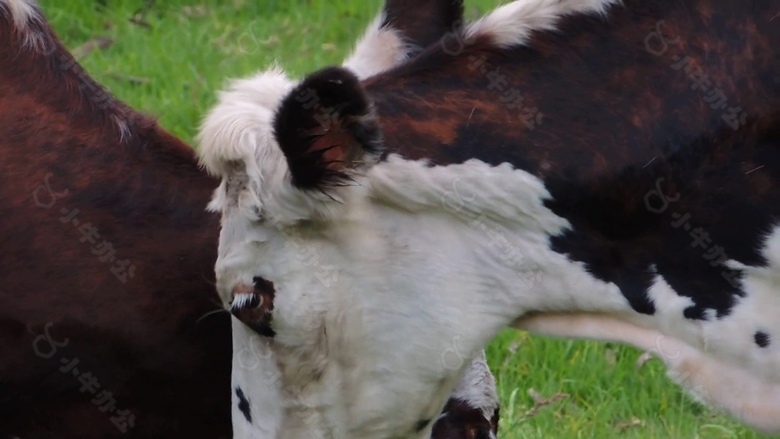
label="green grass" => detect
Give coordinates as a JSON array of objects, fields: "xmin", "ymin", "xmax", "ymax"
[{"xmin": 39, "ymin": 1, "xmax": 772, "ymax": 437}]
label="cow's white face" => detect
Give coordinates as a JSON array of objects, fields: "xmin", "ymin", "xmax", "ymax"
[
  {"xmin": 199, "ymin": 62, "xmax": 518, "ymax": 438},
  {"xmin": 196, "ymin": 5, "xmax": 510, "ymax": 435}
]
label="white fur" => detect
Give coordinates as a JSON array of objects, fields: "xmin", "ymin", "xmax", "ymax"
[
  {"xmin": 342, "ymin": 12, "xmax": 414, "ymax": 79},
  {"xmin": 199, "ymin": 10, "xmax": 413, "ymax": 183},
  {"xmin": 0, "ymin": 0, "xmax": 45, "ymax": 49},
  {"xmin": 448, "ymin": 350, "xmax": 499, "ymax": 421},
  {"xmin": 205, "ymin": 7, "xmax": 503, "ymax": 439},
  {"xmin": 211, "ymin": 154, "xmax": 627, "ymax": 438},
  {"xmin": 112, "ymin": 114, "xmax": 131, "ymax": 144},
  {"xmin": 464, "ymin": 0, "xmax": 621, "ymax": 48},
  {"xmin": 231, "ymin": 318, "xmax": 283, "ymax": 439},
  {"xmin": 197, "ymin": 66, "xmax": 294, "ymax": 181}
]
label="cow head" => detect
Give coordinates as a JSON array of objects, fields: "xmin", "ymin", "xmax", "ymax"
[
  {"xmin": 201, "ymin": 55, "xmax": 512, "ymax": 437},
  {"xmin": 198, "ymin": 2, "xmax": 507, "ymax": 437},
  {"xmin": 199, "ymin": 62, "xmax": 385, "ymax": 299},
  {"xmin": 200, "ymin": 66, "xmax": 421, "ymax": 439},
  {"xmin": 204, "ymin": 66, "xmax": 381, "ymax": 224}
]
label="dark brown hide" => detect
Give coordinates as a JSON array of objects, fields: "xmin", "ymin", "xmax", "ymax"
[{"xmin": 0, "ymin": 6, "xmax": 230, "ymax": 439}]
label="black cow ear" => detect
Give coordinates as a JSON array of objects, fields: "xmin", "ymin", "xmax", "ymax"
[{"xmin": 273, "ymin": 66, "xmax": 384, "ymax": 191}]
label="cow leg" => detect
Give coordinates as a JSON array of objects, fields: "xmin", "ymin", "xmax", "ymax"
[{"xmin": 514, "ymin": 313, "xmax": 780, "ymax": 435}]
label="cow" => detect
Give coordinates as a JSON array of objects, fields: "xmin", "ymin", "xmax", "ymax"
[
  {"xmin": 198, "ymin": 0, "xmax": 780, "ymax": 438},
  {"xmin": 0, "ymin": 0, "xmax": 499, "ymax": 438}
]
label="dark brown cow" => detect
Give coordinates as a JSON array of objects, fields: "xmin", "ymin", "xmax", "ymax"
[
  {"xmin": 0, "ymin": 1, "xmax": 228, "ymax": 438},
  {"xmin": 0, "ymin": 1, "xmax": 498, "ymax": 438}
]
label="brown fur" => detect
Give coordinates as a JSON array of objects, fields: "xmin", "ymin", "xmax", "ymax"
[
  {"xmin": 368, "ymin": 0, "xmax": 779, "ymax": 173},
  {"xmin": 0, "ymin": 6, "xmax": 232, "ymax": 439},
  {"xmin": 382, "ymin": 0, "xmax": 464, "ymax": 54}
]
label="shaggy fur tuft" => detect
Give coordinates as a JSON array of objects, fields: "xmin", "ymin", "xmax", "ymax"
[
  {"xmin": 464, "ymin": 0, "xmax": 620, "ymax": 47},
  {"xmin": 0, "ymin": 0, "xmax": 46, "ymax": 49}
]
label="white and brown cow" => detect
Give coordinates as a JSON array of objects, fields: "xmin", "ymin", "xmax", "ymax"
[{"xmin": 199, "ymin": 0, "xmax": 780, "ymax": 438}]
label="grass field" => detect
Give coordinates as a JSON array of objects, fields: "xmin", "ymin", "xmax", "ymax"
[{"xmin": 38, "ymin": 1, "xmax": 772, "ymax": 438}]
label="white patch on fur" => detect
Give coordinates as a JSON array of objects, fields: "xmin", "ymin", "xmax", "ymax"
[
  {"xmin": 230, "ymin": 318, "xmax": 283, "ymax": 438},
  {"xmin": 342, "ymin": 12, "xmax": 414, "ymax": 79},
  {"xmin": 464, "ymin": 0, "xmax": 621, "ymax": 48},
  {"xmin": 1, "ymin": 1, "xmax": 128, "ymax": 138},
  {"xmin": 758, "ymin": 224, "xmax": 780, "ymax": 268},
  {"xmin": 0, "ymin": 0, "xmax": 46, "ymax": 50},
  {"xmin": 639, "ymin": 273, "xmax": 703, "ymax": 347},
  {"xmin": 112, "ymin": 114, "xmax": 131, "ymax": 144},
  {"xmin": 197, "ymin": 65, "xmax": 294, "ymax": 179},
  {"xmin": 449, "ymin": 350, "xmax": 499, "ymax": 421}
]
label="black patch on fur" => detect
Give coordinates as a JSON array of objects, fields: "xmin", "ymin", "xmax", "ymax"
[
  {"xmin": 543, "ymin": 174, "xmax": 659, "ymax": 315},
  {"xmin": 431, "ymin": 398, "xmax": 496, "ymax": 439},
  {"xmin": 489, "ymin": 406, "xmax": 500, "ymax": 436},
  {"xmin": 247, "ymin": 321, "xmax": 275, "ymax": 338},
  {"xmin": 273, "ymin": 66, "xmax": 384, "ymax": 191},
  {"xmin": 755, "ymin": 331, "xmax": 771, "ymax": 348},
  {"xmin": 235, "ymin": 387, "xmax": 252, "ymax": 423},
  {"xmin": 543, "ymin": 137, "xmax": 758, "ymax": 320},
  {"xmin": 381, "ymin": 0, "xmax": 465, "ymax": 56}
]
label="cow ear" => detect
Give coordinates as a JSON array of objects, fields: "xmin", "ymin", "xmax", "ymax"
[{"xmin": 273, "ymin": 66, "xmax": 384, "ymax": 191}]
